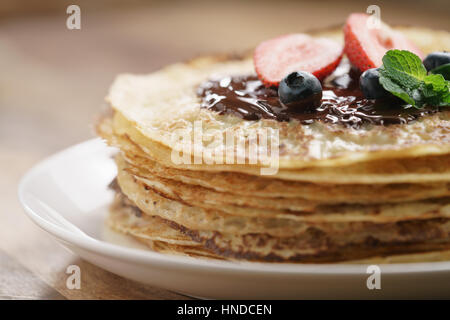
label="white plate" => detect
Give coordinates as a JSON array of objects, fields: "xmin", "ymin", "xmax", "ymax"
[{"xmin": 18, "ymin": 139, "xmax": 450, "ymax": 299}]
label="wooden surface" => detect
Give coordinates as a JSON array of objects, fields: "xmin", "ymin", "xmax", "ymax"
[{"xmin": 1, "ymin": 0, "xmax": 449, "ymax": 300}]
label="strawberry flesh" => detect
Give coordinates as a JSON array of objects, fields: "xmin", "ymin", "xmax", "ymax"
[
  {"xmin": 344, "ymin": 13, "xmax": 424, "ymax": 72},
  {"xmin": 254, "ymin": 34, "xmax": 343, "ymax": 87}
]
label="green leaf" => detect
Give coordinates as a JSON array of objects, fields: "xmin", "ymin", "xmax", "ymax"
[
  {"xmin": 423, "ymin": 74, "xmax": 448, "ymax": 96},
  {"xmin": 430, "ymin": 63, "xmax": 450, "ymax": 80},
  {"xmin": 382, "ymin": 50, "xmax": 427, "ymax": 80},
  {"xmin": 438, "ymin": 81, "xmax": 450, "ymax": 106},
  {"xmin": 379, "ymin": 72, "xmax": 416, "ymax": 105},
  {"xmin": 378, "ymin": 49, "xmax": 450, "ymax": 108}
]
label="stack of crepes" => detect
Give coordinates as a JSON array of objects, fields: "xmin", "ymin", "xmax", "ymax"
[{"xmin": 97, "ymin": 26, "xmax": 450, "ymax": 263}]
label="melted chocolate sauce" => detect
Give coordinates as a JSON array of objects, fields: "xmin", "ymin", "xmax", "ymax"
[{"xmin": 197, "ymin": 60, "xmax": 440, "ymax": 128}]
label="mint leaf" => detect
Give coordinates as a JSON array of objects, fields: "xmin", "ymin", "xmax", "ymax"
[
  {"xmin": 378, "ymin": 49, "xmax": 450, "ymax": 108},
  {"xmin": 378, "ymin": 74, "xmax": 416, "ymax": 105},
  {"xmin": 423, "ymin": 74, "xmax": 447, "ymax": 96},
  {"xmin": 442, "ymin": 93, "xmax": 450, "ymax": 106},
  {"xmin": 382, "ymin": 49, "xmax": 426, "ymax": 81},
  {"xmin": 439, "ymin": 81, "xmax": 450, "ymax": 106},
  {"xmin": 423, "ymin": 74, "xmax": 450, "ymax": 106},
  {"xmin": 430, "ymin": 63, "xmax": 450, "ymax": 80}
]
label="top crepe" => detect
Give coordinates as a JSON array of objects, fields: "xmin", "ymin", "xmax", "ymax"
[{"xmin": 106, "ymin": 27, "xmax": 450, "ymax": 171}]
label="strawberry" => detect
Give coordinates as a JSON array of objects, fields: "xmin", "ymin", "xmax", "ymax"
[
  {"xmin": 344, "ymin": 13, "xmax": 424, "ymax": 72},
  {"xmin": 254, "ymin": 34, "xmax": 343, "ymax": 87}
]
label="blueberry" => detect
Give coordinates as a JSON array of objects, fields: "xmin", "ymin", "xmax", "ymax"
[
  {"xmin": 278, "ymin": 71, "xmax": 322, "ymax": 111},
  {"xmin": 423, "ymin": 51, "xmax": 450, "ymax": 71},
  {"xmin": 359, "ymin": 68, "xmax": 389, "ymax": 99}
]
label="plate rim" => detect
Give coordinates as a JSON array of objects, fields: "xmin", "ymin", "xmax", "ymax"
[{"xmin": 17, "ymin": 138, "xmax": 450, "ymax": 275}]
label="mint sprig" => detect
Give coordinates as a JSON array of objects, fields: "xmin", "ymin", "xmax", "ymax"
[
  {"xmin": 378, "ymin": 50, "xmax": 450, "ymax": 108},
  {"xmin": 430, "ymin": 63, "xmax": 450, "ymax": 80}
]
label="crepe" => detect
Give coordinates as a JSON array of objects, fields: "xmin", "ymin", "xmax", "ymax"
[
  {"xmin": 98, "ymin": 118, "xmax": 450, "ymax": 203},
  {"xmin": 109, "ymin": 192, "xmax": 450, "ymax": 263},
  {"xmin": 110, "ymin": 109, "xmax": 450, "ymax": 181},
  {"xmin": 106, "ymin": 27, "xmax": 450, "ymax": 172},
  {"xmin": 115, "ymin": 154, "xmax": 450, "ymax": 223},
  {"xmin": 109, "ymin": 187, "xmax": 450, "ymax": 263},
  {"xmin": 99, "ymin": 25, "xmax": 450, "ymax": 263}
]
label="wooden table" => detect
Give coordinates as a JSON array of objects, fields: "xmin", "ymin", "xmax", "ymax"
[{"xmin": 1, "ymin": 0, "xmax": 449, "ymax": 299}]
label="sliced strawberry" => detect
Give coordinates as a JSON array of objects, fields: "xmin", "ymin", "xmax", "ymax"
[
  {"xmin": 254, "ymin": 34, "xmax": 343, "ymax": 87},
  {"xmin": 344, "ymin": 13, "xmax": 424, "ymax": 72}
]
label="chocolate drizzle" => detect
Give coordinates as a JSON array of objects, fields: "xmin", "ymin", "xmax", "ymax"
[{"xmin": 197, "ymin": 60, "xmax": 440, "ymax": 128}]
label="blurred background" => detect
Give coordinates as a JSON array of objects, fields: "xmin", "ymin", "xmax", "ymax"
[
  {"xmin": 1, "ymin": 0, "xmax": 450, "ymax": 158},
  {"xmin": 1, "ymin": 0, "xmax": 449, "ymax": 299}
]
